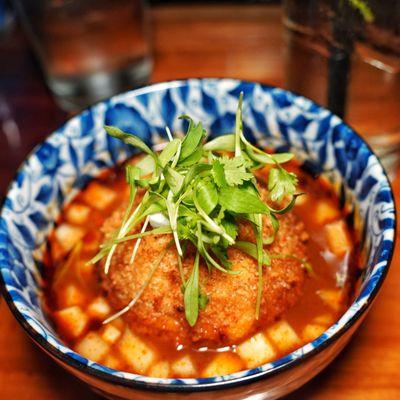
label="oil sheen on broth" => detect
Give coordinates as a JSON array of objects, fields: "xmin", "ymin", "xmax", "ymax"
[{"xmin": 43, "ymin": 158, "xmax": 357, "ymax": 378}]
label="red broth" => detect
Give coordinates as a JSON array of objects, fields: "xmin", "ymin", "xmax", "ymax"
[{"xmin": 43, "ymin": 158, "xmax": 358, "ymax": 378}]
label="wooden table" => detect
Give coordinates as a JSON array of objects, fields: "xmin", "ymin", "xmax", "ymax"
[{"xmin": 1, "ymin": 5, "xmax": 399, "ymax": 399}]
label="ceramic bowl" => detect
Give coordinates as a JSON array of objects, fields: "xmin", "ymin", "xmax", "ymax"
[{"xmin": 0, "ymin": 79, "xmax": 395, "ymax": 400}]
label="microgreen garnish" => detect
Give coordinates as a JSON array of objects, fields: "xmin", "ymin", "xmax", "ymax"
[
  {"xmin": 91, "ymin": 93, "xmax": 301, "ymax": 326},
  {"xmin": 219, "ymin": 156, "xmax": 253, "ymax": 187},
  {"xmin": 184, "ymin": 251, "xmax": 200, "ymax": 327},
  {"xmin": 268, "ymin": 166, "xmax": 298, "ymax": 203}
]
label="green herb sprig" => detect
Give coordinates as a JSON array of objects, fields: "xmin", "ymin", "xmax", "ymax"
[{"xmin": 91, "ymin": 93, "xmax": 300, "ymax": 326}]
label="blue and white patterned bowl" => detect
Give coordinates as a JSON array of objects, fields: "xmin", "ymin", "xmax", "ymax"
[{"xmin": 0, "ymin": 79, "xmax": 395, "ymax": 400}]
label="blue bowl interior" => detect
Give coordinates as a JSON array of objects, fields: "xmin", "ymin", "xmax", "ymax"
[{"xmin": 0, "ymin": 79, "xmax": 395, "ymax": 387}]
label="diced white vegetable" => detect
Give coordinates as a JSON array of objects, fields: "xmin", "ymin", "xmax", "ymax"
[
  {"xmin": 75, "ymin": 332, "xmax": 110, "ymax": 362},
  {"xmin": 301, "ymin": 324, "xmax": 326, "ymax": 343},
  {"xmin": 102, "ymin": 325, "xmax": 122, "ymax": 345},
  {"xmin": 236, "ymin": 333, "xmax": 277, "ymax": 369},
  {"xmin": 317, "ymin": 289, "xmax": 343, "ymax": 312},
  {"xmin": 325, "ymin": 220, "xmax": 352, "ymax": 256},
  {"xmin": 58, "ymin": 284, "xmax": 86, "ymax": 308},
  {"xmin": 171, "ymin": 355, "xmax": 197, "ymax": 378},
  {"xmin": 266, "ymin": 320, "xmax": 301, "ymax": 353},
  {"xmin": 82, "ymin": 182, "xmax": 116, "ymax": 211},
  {"xmin": 55, "ymin": 223, "xmax": 85, "ymax": 253},
  {"xmin": 65, "ymin": 203, "xmax": 91, "ymax": 225},
  {"xmin": 86, "ymin": 297, "xmax": 111, "ymax": 320},
  {"xmin": 117, "ymin": 328, "xmax": 156, "ymax": 374},
  {"xmin": 202, "ymin": 352, "xmax": 243, "ymax": 378},
  {"xmin": 313, "ymin": 313, "xmax": 334, "ymax": 326},
  {"xmin": 54, "ymin": 306, "xmax": 88, "ymax": 339},
  {"xmin": 103, "ymin": 354, "xmax": 123, "ymax": 370},
  {"xmin": 315, "ymin": 200, "xmax": 340, "ymax": 224},
  {"xmin": 148, "ymin": 361, "xmax": 171, "ymax": 378}
]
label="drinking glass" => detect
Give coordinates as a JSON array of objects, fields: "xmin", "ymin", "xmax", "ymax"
[
  {"xmin": 13, "ymin": 0, "xmax": 152, "ymax": 111},
  {"xmin": 283, "ymin": 0, "xmax": 400, "ymax": 177}
]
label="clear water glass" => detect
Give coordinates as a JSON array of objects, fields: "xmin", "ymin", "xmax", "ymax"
[{"xmin": 13, "ymin": 0, "xmax": 152, "ymax": 111}]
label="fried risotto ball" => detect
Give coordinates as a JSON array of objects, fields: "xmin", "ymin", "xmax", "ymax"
[{"xmin": 100, "ymin": 193, "xmax": 308, "ymax": 347}]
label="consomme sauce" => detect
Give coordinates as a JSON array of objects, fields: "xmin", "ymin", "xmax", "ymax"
[{"xmin": 43, "ymin": 157, "xmax": 358, "ymax": 378}]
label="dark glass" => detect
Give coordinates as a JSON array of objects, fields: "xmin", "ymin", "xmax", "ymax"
[{"xmin": 283, "ymin": 0, "xmax": 400, "ymax": 176}]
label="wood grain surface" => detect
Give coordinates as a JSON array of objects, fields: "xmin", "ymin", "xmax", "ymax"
[{"xmin": 0, "ymin": 4, "xmax": 399, "ymax": 399}]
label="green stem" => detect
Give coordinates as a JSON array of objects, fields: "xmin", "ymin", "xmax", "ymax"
[{"xmin": 235, "ymin": 92, "xmax": 244, "ymax": 157}]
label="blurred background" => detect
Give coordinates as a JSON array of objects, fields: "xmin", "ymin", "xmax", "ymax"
[
  {"xmin": 1, "ymin": 0, "xmax": 399, "ymax": 192},
  {"xmin": 1, "ymin": 1, "xmax": 400, "ymax": 399}
]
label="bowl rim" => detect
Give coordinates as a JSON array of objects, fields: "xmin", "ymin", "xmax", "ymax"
[{"xmin": 0, "ymin": 78, "xmax": 396, "ymax": 392}]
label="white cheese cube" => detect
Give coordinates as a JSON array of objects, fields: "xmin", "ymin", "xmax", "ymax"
[
  {"xmin": 236, "ymin": 333, "xmax": 277, "ymax": 369},
  {"xmin": 266, "ymin": 320, "xmax": 301, "ymax": 353},
  {"xmin": 202, "ymin": 352, "xmax": 243, "ymax": 378},
  {"xmin": 55, "ymin": 223, "xmax": 85, "ymax": 253},
  {"xmin": 82, "ymin": 182, "xmax": 116, "ymax": 211},
  {"xmin": 58, "ymin": 284, "xmax": 86, "ymax": 308},
  {"xmin": 75, "ymin": 332, "xmax": 110, "ymax": 362},
  {"xmin": 171, "ymin": 355, "xmax": 197, "ymax": 378},
  {"xmin": 148, "ymin": 361, "xmax": 171, "ymax": 378},
  {"xmin": 302, "ymin": 324, "xmax": 326, "ymax": 343},
  {"xmin": 325, "ymin": 220, "xmax": 352, "ymax": 256},
  {"xmin": 86, "ymin": 297, "xmax": 112, "ymax": 320},
  {"xmin": 102, "ymin": 325, "xmax": 122, "ymax": 345},
  {"xmin": 65, "ymin": 203, "xmax": 91, "ymax": 225},
  {"xmin": 317, "ymin": 289, "xmax": 343, "ymax": 312},
  {"xmin": 103, "ymin": 354, "xmax": 123, "ymax": 370},
  {"xmin": 117, "ymin": 328, "xmax": 156, "ymax": 374},
  {"xmin": 54, "ymin": 306, "xmax": 88, "ymax": 339},
  {"xmin": 315, "ymin": 200, "xmax": 340, "ymax": 224}
]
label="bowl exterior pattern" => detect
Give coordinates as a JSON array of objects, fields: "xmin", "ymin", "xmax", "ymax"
[{"xmin": 0, "ymin": 79, "xmax": 395, "ymax": 397}]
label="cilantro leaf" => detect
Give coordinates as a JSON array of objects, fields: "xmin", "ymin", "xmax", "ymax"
[
  {"xmin": 212, "ymin": 159, "xmax": 228, "ymax": 188},
  {"xmin": 268, "ymin": 167, "xmax": 298, "ymax": 202},
  {"xmin": 220, "ymin": 156, "xmax": 253, "ymax": 187},
  {"xmin": 219, "ymin": 187, "xmax": 269, "ymax": 214}
]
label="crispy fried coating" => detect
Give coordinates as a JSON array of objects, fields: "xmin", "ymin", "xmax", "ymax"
[{"xmin": 100, "ymin": 195, "xmax": 308, "ymax": 347}]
